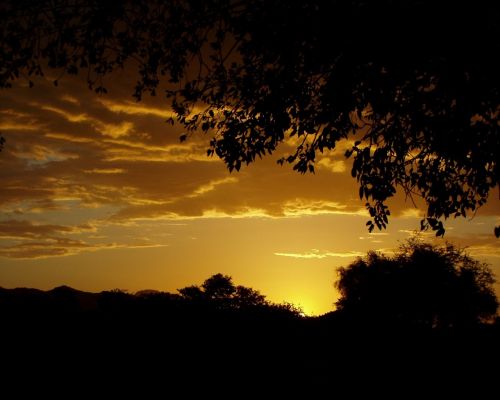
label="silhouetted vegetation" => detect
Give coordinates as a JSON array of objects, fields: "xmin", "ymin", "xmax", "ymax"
[
  {"xmin": 336, "ymin": 240, "xmax": 498, "ymax": 329},
  {"xmin": 0, "ymin": 273, "xmax": 300, "ymax": 318},
  {"xmin": 2, "ymin": 1, "xmax": 499, "ymax": 235},
  {"xmin": 1, "ymin": 247, "xmax": 499, "ymax": 393}
]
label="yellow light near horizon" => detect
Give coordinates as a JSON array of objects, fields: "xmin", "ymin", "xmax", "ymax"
[{"xmin": 288, "ymin": 298, "xmax": 324, "ymax": 316}]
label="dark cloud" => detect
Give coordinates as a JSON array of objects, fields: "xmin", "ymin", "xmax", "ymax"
[{"xmin": 0, "ymin": 219, "xmax": 77, "ymax": 239}]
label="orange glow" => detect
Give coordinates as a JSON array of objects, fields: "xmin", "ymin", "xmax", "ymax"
[{"xmin": 0, "ymin": 75, "xmax": 499, "ymax": 316}]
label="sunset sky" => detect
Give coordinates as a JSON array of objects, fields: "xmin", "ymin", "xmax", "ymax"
[{"xmin": 1, "ymin": 70, "xmax": 499, "ymax": 315}]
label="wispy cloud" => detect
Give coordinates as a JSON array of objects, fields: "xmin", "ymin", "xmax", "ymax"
[
  {"xmin": 39, "ymin": 104, "xmax": 90, "ymax": 123},
  {"xmin": 110, "ymin": 206, "xmax": 271, "ymax": 223},
  {"xmin": 0, "ymin": 109, "xmax": 44, "ymax": 130},
  {"xmin": 442, "ymin": 233, "xmax": 500, "ymax": 259},
  {"xmin": 466, "ymin": 245, "xmax": 500, "ymax": 258},
  {"xmin": 84, "ymin": 168, "xmax": 125, "ymax": 174},
  {"xmin": 97, "ymin": 98, "xmax": 175, "ymax": 119},
  {"xmin": 0, "ymin": 219, "xmax": 93, "ymax": 240},
  {"xmin": 0, "ymin": 239, "xmax": 168, "ymax": 259},
  {"xmin": 60, "ymin": 95, "xmax": 80, "ymax": 105},
  {"xmin": 0, "ymin": 218, "xmax": 166, "ymax": 259},
  {"xmin": 11, "ymin": 145, "xmax": 78, "ymax": 163},
  {"xmin": 0, "ymin": 239, "xmax": 91, "ymax": 259},
  {"xmin": 188, "ymin": 177, "xmax": 238, "ymax": 198},
  {"xmin": 38, "ymin": 103, "xmax": 134, "ymax": 138},
  {"xmin": 274, "ymin": 249, "xmax": 364, "ymax": 259},
  {"xmin": 0, "ymin": 121, "xmax": 41, "ymax": 131},
  {"xmin": 282, "ymin": 199, "xmax": 366, "ymax": 217},
  {"xmin": 100, "ymin": 138, "xmax": 217, "ymax": 163},
  {"xmin": 45, "ymin": 133, "xmax": 95, "ymax": 143},
  {"xmin": 96, "ymin": 121, "xmax": 134, "ymax": 138},
  {"xmin": 399, "ymin": 208, "xmax": 422, "ymax": 218},
  {"xmin": 317, "ymin": 157, "xmax": 346, "ymax": 173}
]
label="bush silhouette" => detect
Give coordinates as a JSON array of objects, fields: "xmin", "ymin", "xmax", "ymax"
[{"xmin": 335, "ymin": 240, "xmax": 498, "ymax": 329}]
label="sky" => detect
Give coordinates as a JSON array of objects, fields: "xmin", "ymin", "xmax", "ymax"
[{"xmin": 1, "ymin": 70, "xmax": 499, "ymax": 315}]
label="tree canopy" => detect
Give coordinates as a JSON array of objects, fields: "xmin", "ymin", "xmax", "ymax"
[
  {"xmin": 335, "ymin": 240, "xmax": 498, "ymax": 328},
  {"xmin": 178, "ymin": 273, "xmax": 268, "ymax": 309},
  {"xmin": 1, "ymin": 0, "xmax": 499, "ymax": 235}
]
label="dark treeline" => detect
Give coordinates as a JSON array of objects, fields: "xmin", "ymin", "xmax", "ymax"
[
  {"xmin": 2, "ymin": 243, "xmax": 499, "ymax": 395},
  {"xmin": 0, "ymin": 273, "xmax": 300, "ymax": 317}
]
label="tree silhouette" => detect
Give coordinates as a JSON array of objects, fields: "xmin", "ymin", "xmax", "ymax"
[
  {"xmin": 202, "ymin": 273, "xmax": 236, "ymax": 300},
  {"xmin": 335, "ymin": 240, "xmax": 498, "ymax": 329},
  {"xmin": 177, "ymin": 285, "xmax": 205, "ymax": 301},
  {"xmin": 178, "ymin": 273, "xmax": 267, "ymax": 309},
  {"xmin": 1, "ymin": 0, "xmax": 499, "ymax": 235},
  {"xmin": 233, "ymin": 285, "xmax": 266, "ymax": 308}
]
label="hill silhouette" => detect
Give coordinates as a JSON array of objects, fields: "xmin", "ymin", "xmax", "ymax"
[{"xmin": 1, "ymin": 266, "xmax": 499, "ymax": 395}]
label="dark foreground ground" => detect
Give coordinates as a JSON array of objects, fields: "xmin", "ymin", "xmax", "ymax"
[{"xmin": 2, "ymin": 286, "xmax": 499, "ymax": 396}]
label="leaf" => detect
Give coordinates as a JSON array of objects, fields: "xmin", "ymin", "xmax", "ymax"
[{"xmin": 436, "ymin": 228, "xmax": 445, "ymax": 237}]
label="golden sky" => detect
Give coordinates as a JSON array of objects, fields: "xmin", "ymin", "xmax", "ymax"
[{"xmin": 1, "ymin": 71, "xmax": 499, "ymax": 315}]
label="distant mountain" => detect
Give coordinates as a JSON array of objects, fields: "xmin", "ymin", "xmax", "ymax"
[
  {"xmin": 0, "ymin": 285, "xmax": 100, "ymax": 312},
  {"xmin": 49, "ymin": 285, "xmax": 83, "ymax": 294}
]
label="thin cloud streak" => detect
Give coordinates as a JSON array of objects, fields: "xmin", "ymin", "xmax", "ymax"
[
  {"xmin": 274, "ymin": 249, "xmax": 364, "ymax": 259},
  {"xmin": 0, "ymin": 219, "xmax": 94, "ymax": 239},
  {"xmin": 0, "ymin": 238, "xmax": 168, "ymax": 259},
  {"xmin": 97, "ymin": 98, "xmax": 175, "ymax": 119},
  {"xmin": 282, "ymin": 199, "xmax": 367, "ymax": 217}
]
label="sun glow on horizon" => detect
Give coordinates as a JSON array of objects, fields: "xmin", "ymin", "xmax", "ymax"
[{"xmin": 1, "ymin": 76, "xmax": 499, "ymax": 317}]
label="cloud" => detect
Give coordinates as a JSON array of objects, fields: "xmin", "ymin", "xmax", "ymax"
[
  {"xmin": 399, "ymin": 208, "xmax": 423, "ymax": 218},
  {"xmin": 0, "ymin": 218, "xmax": 167, "ymax": 259},
  {"xmin": 1, "ymin": 74, "xmax": 498, "ymax": 265},
  {"xmin": 188, "ymin": 177, "xmax": 238, "ymax": 198},
  {"xmin": 0, "ymin": 108, "xmax": 44, "ymax": 131},
  {"xmin": 317, "ymin": 157, "xmax": 347, "ymax": 173},
  {"xmin": 282, "ymin": 199, "xmax": 366, "ymax": 217},
  {"xmin": 199, "ymin": 208, "xmax": 270, "ymax": 219},
  {"xmin": 0, "ymin": 240, "xmax": 89, "ymax": 259},
  {"xmin": 274, "ymin": 249, "xmax": 364, "ymax": 259},
  {"xmin": 441, "ymin": 233, "xmax": 500, "ymax": 259},
  {"xmin": 97, "ymin": 98, "xmax": 175, "ymax": 119},
  {"xmin": 84, "ymin": 168, "xmax": 125, "ymax": 174},
  {"xmin": 0, "ymin": 219, "xmax": 93, "ymax": 240},
  {"xmin": 60, "ymin": 95, "xmax": 80, "ymax": 105},
  {"xmin": 0, "ymin": 121, "xmax": 41, "ymax": 131},
  {"xmin": 0, "ymin": 81, "xmax": 374, "ymax": 225},
  {"xmin": 11, "ymin": 144, "xmax": 78, "ymax": 164},
  {"xmin": 109, "ymin": 206, "xmax": 271, "ymax": 223},
  {"xmin": 466, "ymin": 245, "xmax": 500, "ymax": 258},
  {"xmin": 0, "ymin": 238, "xmax": 168, "ymax": 259},
  {"xmin": 37, "ymin": 103, "xmax": 134, "ymax": 138},
  {"xmin": 44, "ymin": 133, "xmax": 95, "ymax": 143},
  {"xmin": 38, "ymin": 104, "xmax": 90, "ymax": 123},
  {"xmin": 101, "ymin": 139, "xmax": 215, "ymax": 163},
  {"xmin": 95, "ymin": 121, "xmax": 134, "ymax": 138}
]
